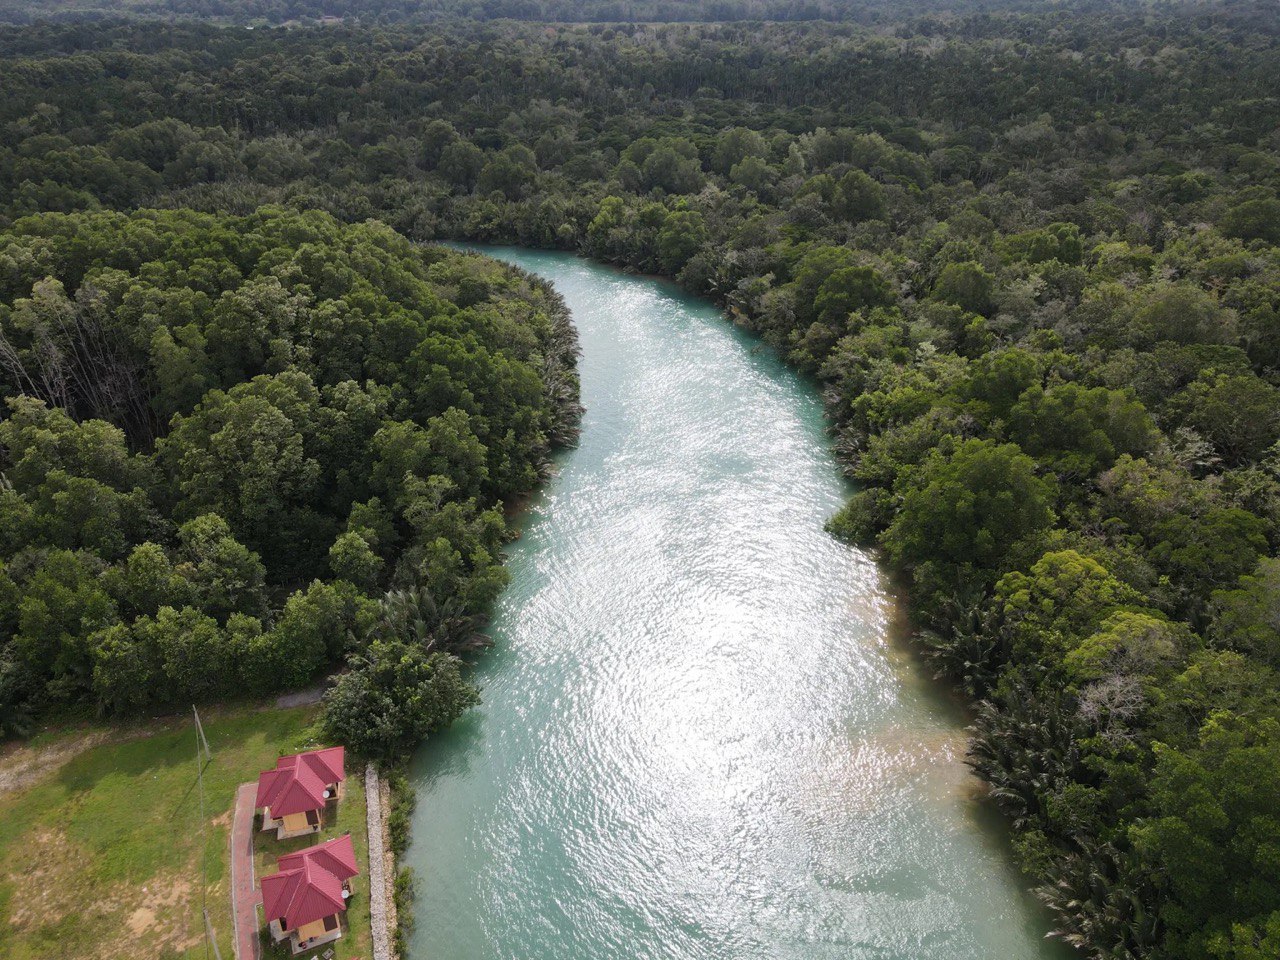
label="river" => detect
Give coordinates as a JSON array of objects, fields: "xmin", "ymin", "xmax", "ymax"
[{"xmin": 404, "ymin": 247, "xmax": 1069, "ymax": 960}]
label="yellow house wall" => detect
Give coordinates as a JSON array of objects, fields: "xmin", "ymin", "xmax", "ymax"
[{"xmin": 295, "ymin": 916, "xmax": 333, "ymax": 941}]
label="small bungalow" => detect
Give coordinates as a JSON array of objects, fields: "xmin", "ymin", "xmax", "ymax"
[
  {"xmin": 261, "ymin": 832, "xmax": 359, "ymax": 955},
  {"xmin": 255, "ymin": 746, "xmax": 345, "ymax": 840}
]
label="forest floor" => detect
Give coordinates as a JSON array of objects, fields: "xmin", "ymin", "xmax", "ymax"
[{"xmin": 0, "ymin": 702, "xmax": 347, "ymax": 960}]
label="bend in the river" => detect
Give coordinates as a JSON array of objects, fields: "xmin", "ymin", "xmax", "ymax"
[{"xmin": 405, "ymin": 247, "xmax": 1071, "ymax": 960}]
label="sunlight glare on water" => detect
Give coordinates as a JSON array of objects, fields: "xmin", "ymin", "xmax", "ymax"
[{"xmin": 405, "ymin": 247, "xmax": 1069, "ymax": 960}]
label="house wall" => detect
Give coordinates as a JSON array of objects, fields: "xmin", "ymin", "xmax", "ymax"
[{"xmin": 295, "ymin": 916, "xmax": 334, "ymax": 942}]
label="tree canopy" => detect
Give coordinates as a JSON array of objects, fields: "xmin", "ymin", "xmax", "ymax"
[
  {"xmin": 0, "ymin": 206, "xmax": 579, "ymax": 730},
  {"xmin": 1, "ymin": 3, "xmax": 1279, "ymax": 954}
]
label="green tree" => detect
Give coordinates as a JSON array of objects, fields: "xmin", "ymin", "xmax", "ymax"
[
  {"xmin": 150, "ymin": 605, "xmax": 230, "ymax": 701},
  {"xmin": 320, "ymin": 641, "xmax": 479, "ymax": 761},
  {"xmin": 882, "ymin": 439, "xmax": 1055, "ymax": 602},
  {"xmin": 0, "ymin": 397, "xmax": 144, "ymax": 493},
  {"xmin": 1221, "ymin": 197, "xmax": 1280, "ymax": 244},
  {"xmin": 833, "ymin": 169, "xmax": 886, "ymax": 222},
  {"xmin": 656, "ymin": 210, "xmax": 708, "ymax": 274},
  {"xmin": 932, "ymin": 261, "xmax": 995, "ymax": 315},
  {"xmin": 422, "ymin": 408, "xmax": 490, "ymax": 501},
  {"xmin": 1209, "ymin": 557, "xmax": 1280, "ymax": 670},
  {"xmin": 1128, "ymin": 284, "xmax": 1234, "ymax": 347},
  {"xmin": 813, "ymin": 266, "xmax": 894, "ymax": 325},
  {"xmin": 91, "ymin": 621, "xmax": 159, "ymax": 715},
  {"xmin": 12, "ymin": 549, "xmax": 116, "ymax": 702},
  {"xmin": 712, "ymin": 127, "xmax": 767, "ymax": 175},
  {"xmin": 249, "ymin": 580, "xmax": 376, "ymax": 689},
  {"xmin": 476, "ymin": 144, "xmax": 538, "ymax": 200},
  {"xmin": 640, "ymin": 144, "xmax": 704, "ymax": 194},
  {"xmin": 1150, "ymin": 507, "xmax": 1270, "ymax": 621},
  {"xmin": 329, "ymin": 530, "xmax": 384, "ymax": 590},
  {"xmin": 175, "ymin": 514, "xmax": 267, "ymax": 619},
  {"xmin": 1063, "ymin": 610, "xmax": 1191, "ymax": 688},
  {"xmin": 995, "ymin": 550, "xmax": 1144, "ymax": 666},
  {"xmin": 1008, "ymin": 383, "xmax": 1157, "ymax": 479},
  {"xmin": 996, "ymin": 222, "xmax": 1083, "ymax": 266},
  {"xmin": 1174, "ymin": 373, "xmax": 1280, "ymax": 467},
  {"xmin": 728, "ymin": 155, "xmax": 777, "ymax": 195},
  {"xmin": 161, "ymin": 374, "xmax": 323, "ymax": 561},
  {"xmin": 1132, "ymin": 715, "xmax": 1280, "ymax": 960},
  {"xmin": 438, "ymin": 140, "xmax": 486, "ymax": 191},
  {"xmin": 791, "ymin": 245, "xmax": 858, "ymax": 324},
  {"xmin": 105, "ymin": 542, "xmax": 191, "ymax": 617}
]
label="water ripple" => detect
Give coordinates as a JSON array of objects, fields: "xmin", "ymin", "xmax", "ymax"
[{"xmin": 407, "ymin": 249, "xmax": 1068, "ymax": 960}]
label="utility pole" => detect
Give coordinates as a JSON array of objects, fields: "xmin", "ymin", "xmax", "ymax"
[{"xmin": 194, "ymin": 706, "xmax": 222, "ymax": 960}]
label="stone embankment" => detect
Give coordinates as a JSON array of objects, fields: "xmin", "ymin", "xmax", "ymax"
[{"xmin": 366, "ymin": 762, "xmax": 394, "ymax": 960}]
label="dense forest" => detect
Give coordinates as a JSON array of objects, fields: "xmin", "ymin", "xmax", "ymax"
[
  {"xmin": 0, "ymin": 206, "xmax": 581, "ymax": 752},
  {"xmin": 1, "ymin": 3, "xmax": 1279, "ymax": 958},
  {"xmin": 0, "ymin": 0, "xmax": 1141, "ymax": 26}
]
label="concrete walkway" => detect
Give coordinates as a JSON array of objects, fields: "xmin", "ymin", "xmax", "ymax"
[{"xmin": 230, "ymin": 781, "xmax": 262, "ymax": 960}]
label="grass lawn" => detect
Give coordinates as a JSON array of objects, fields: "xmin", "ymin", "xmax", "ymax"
[
  {"xmin": 0, "ymin": 702, "xmax": 368, "ymax": 960},
  {"xmin": 255, "ymin": 774, "xmax": 373, "ymax": 960}
]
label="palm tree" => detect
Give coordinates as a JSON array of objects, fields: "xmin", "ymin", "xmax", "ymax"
[
  {"xmin": 1036, "ymin": 842, "xmax": 1162, "ymax": 959},
  {"xmin": 363, "ymin": 586, "xmax": 492, "ymax": 658},
  {"xmin": 916, "ymin": 587, "xmax": 1007, "ymax": 698},
  {"xmin": 967, "ymin": 684, "xmax": 1086, "ymax": 833}
]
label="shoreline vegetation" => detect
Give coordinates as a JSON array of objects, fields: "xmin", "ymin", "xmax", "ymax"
[{"xmin": 1, "ymin": 2, "xmax": 1279, "ymax": 958}]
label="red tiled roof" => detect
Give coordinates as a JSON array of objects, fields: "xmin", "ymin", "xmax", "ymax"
[
  {"xmin": 261, "ymin": 833, "xmax": 359, "ymax": 932},
  {"xmin": 278, "ymin": 832, "xmax": 359, "ymax": 880},
  {"xmin": 255, "ymin": 747, "xmax": 345, "ymax": 817}
]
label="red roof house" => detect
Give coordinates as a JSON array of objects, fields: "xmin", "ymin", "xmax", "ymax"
[
  {"xmin": 261, "ymin": 833, "xmax": 359, "ymax": 954},
  {"xmin": 255, "ymin": 746, "xmax": 345, "ymax": 839}
]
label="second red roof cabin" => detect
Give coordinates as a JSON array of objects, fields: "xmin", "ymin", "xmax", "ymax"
[
  {"xmin": 261, "ymin": 832, "xmax": 359, "ymax": 955},
  {"xmin": 255, "ymin": 746, "xmax": 345, "ymax": 840}
]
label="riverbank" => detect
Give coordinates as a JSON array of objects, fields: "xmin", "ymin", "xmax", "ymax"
[{"xmin": 365, "ymin": 762, "xmax": 394, "ymax": 960}]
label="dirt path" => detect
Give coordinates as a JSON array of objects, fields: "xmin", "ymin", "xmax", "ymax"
[
  {"xmin": 230, "ymin": 781, "xmax": 262, "ymax": 960},
  {"xmin": 0, "ymin": 697, "xmax": 323, "ymax": 801},
  {"xmin": 0, "ymin": 729, "xmax": 117, "ymax": 798},
  {"xmin": 274, "ymin": 686, "xmax": 325, "ymax": 709}
]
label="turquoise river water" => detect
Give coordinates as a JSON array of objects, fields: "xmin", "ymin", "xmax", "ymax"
[{"xmin": 405, "ymin": 247, "xmax": 1070, "ymax": 960}]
